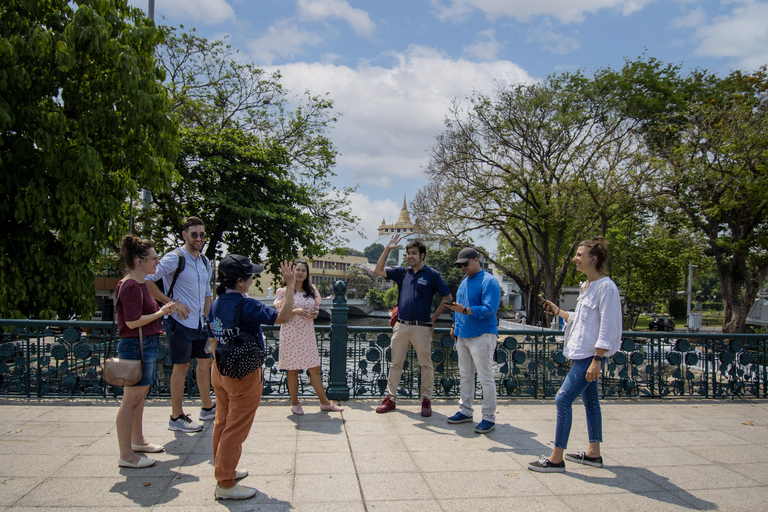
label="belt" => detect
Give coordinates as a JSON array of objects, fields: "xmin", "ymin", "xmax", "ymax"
[{"xmin": 397, "ymin": 319, "xmax": 433, "ymax": 327}]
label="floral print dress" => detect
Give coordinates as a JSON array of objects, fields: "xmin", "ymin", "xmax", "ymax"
[{"xmin": 274, "ymin": 285, "xmax": 322, "ymax": 370}]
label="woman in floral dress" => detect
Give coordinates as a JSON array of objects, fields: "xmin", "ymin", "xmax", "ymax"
[{"xmin": 274, "ymin": 260, "xmax": 343, "ymax": 415}]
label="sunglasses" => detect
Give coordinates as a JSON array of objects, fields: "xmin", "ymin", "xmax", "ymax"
[
  {"xmin": 189, "ymin": 232, "xmax": 206, "ymax": 239},
  {"xmin": 455, "ymin": 261, "xmax": 470, "ymax": 268}
]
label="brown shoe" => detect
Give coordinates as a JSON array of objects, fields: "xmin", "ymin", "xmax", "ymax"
[
  {"xmin": 421, "ymin": 398, "xmax": 432, "ymax": 417},
  {"xmin": 376, "ymin": 396, "xmax": 396, "ymax": 413}
]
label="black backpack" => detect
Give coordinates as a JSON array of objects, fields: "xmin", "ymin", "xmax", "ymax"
[
  {"xmin": 214, "ymin": 299, "xmax": 265, "ymax": 380},
  {"xmin": 158, "ymin": 248, "xmax": 210, "ymax": 300}
]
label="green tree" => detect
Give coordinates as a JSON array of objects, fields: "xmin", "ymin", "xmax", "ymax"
[
  {"xmin": 413, "ymin": 71, "xmax": 654, "ymax": 322},
  {"xmin": 144, "ymin": 27, "xmax": 357, "ymax": 257},
  {"xmin": 345, "ymin": 263, "xmax": 377, "ymax": 298},
  {"xmin": 364, "ymin": 242, "xmax": 384, "ymax": 263},
  {"xmin": 383, "ymin": 285, "xmax": 399, "ymax": 309},
  {"xmin": 424, "ymin": 247, "xmax": 464, "ymax": 304},
  {"xmin": 618, "ymin": 59, "xmax": 768, "ymax": 332},
  {"xmin": 0, "ymin": 0, "xmax": 177, "ymax": 318}
]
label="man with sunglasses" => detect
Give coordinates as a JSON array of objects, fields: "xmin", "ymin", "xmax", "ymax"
[
  {"xmin": 146, "ymin": 216, "xmax": 214, "ymax": 433},
  {"xmin": 373, "ymin": 234, "xmax": 452, "ymax": 417},
  {"xmin": 444, "ymin": 247, "xmax": 501, "ymax": 434}
]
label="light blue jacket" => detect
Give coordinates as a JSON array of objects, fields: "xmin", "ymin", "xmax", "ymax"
[{"xmin": 454, "ymin": 270, "xmax": 500, "ymax": 338}]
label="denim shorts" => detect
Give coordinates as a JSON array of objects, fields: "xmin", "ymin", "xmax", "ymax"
[{"xmin": 117, "ymin": 334, "xmax": 159, "ymax": 387}]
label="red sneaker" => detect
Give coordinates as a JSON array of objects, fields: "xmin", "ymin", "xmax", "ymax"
[
  {"xmin": 421, "ymin": 398, "xmax": 432, "ymax": 417},
  {"xmin": 376, "ymin": 396, "xmax": 396, "ymax": 413}
]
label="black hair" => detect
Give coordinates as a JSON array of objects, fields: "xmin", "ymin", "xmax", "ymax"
[
  {"xmin": 579, "ymin": 235, "xmax": 609, "ymax": 274},
  {"xmin": 216, "ymin": 271, "xmax": 249, "ymax": 295},
  {"xmin": 182, "ymin": 216, "xmax": 204, "ymax": 232},
  {"xmin": 405, "ymin": 239, "xmax": 427, "ymax": 260},
  {"xmin": 119, "ymin": 235, "xmax": 154, "ymax": 273}
]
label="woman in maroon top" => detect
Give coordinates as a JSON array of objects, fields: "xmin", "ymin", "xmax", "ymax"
[{"xmin": 115, "ymin": 235, "xmax": 177, "ymax": 468}]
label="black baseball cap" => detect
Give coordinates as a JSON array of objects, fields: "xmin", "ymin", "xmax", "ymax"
[
  {"xmin": 218, "ymin": 254, "xmax": 264, "ymax": 280},
  {"xmin": 454, "ymin": 247, "xmax": 479, "ymax": 264}
]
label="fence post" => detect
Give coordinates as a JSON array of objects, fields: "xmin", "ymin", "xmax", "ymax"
[{"xmin": 327, "ymin": 280, "xmax": 350, "ymax": 400}]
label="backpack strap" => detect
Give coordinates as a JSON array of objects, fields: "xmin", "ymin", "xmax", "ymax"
[
  {"xmin": 233, "ymin": 298, "xmax": 246, "ymax": 328},
  {"xmin": 166, "ymin": 248, "xmax": 186, "ymax": 299}
]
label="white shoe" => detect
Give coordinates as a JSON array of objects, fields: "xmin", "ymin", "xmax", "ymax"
[
  {"xmin": 131, "ymin": 442, "xmax": 164, "ymax": 453},
  {"xmin": 235, "ymin": 469, "xmax": 248, "ymax": 480},
  {"xmin": 118, "ymin": 457, "xmax": 156, "ymax": 468},
  {"xmin": 215, "ymin": 484, "xmax": 257, "ymax": 500}
]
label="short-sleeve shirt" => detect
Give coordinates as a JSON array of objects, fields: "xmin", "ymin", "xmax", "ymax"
[
  {"xmin": 116, "ymin": 279, "xmax": 162, "ymax": 338},
  {"xmin": 385, "ymin": 265, "xmax": 450, "ymax": 322},
  {"xmin": 207, "ymin": 292, "xmax": 279, "ymax": 351}
]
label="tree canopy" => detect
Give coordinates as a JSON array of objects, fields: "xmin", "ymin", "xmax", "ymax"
[{"xmin": 0, "ymin": 0, "xmax": 177, "ymax": 318}]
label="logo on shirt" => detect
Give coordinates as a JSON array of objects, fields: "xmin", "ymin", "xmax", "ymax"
[
  {"xmin": 209, "ymin": 318, "xmax": 238, "ymax": 344},
  {"xmin": 417, "ymin": 277, "xmax": 428, "ymax": 286}
]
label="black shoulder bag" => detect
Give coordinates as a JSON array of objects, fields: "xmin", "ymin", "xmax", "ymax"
[{"xmin": 215, "ymin": 299, "xmax": 266, "ymax": 380}]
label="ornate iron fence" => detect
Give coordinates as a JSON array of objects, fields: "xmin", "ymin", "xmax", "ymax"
[{"xmin": 1, "ymin": 286, "xmax": 765, "ymax": 399}]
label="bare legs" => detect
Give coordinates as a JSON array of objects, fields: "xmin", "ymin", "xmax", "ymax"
[
  {"xmin": 116, "ymin": 385, "xmax": 150, "ymax": 463},
  {"xmin": 171, "ymin": 359, "xmax": 213, "ymax": 417},
  {"xmin": 287, "ymin": 367, "xmax": 333, "ymax": 406}
]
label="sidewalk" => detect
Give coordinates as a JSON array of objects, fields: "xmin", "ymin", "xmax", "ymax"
[{"xmin": 1, "ymin": 397, "xmax": 767, "ymax": 511}]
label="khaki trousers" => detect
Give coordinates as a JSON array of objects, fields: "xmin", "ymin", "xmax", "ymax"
[
  {"xmin": 211, "ymin": 363, "xmax": 262, "ymax": 488},
  {"xmin": 386, "ymin": 322, "xmax": 434, "ymax": 400}
]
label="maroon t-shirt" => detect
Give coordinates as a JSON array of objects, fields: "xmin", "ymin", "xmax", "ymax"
[{"xmin": 116, "ymin": 279, "xmax": 162, "ymax": 338}]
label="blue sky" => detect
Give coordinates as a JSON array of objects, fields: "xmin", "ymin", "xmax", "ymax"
[{"xmin": 129, "ymin": 0, "xmax": 768, "ymax": 251}]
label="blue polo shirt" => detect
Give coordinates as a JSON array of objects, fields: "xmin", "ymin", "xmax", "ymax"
[
  {"xmin": 386, "ymin": 265, "xmax": 450, "ymax": 322},
  {"xmin": 206, "ymin": 292, "xmax": 279, "ymax": 351},
  {"xmin": 454, "ymin": 270, "xmax": 501, "ymax": 338}
]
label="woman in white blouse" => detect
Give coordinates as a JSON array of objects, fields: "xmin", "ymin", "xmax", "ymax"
[{"xmin": 528, "ymin": 236, "xmax": 623, "ymax": 473}]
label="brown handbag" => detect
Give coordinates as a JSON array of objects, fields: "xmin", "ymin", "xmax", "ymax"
[{"xmin": 103, "ymin": 280, "xmax": 144, "ymax": 387}]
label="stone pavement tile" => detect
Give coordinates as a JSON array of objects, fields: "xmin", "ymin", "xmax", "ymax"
[
  {"xmin": 726, "ymin": 425, "xmax": 768, "ymax": 445},
  {"xmin": 292, "ymin": 473, "xmax": 362, "ymax": 503},
  {"xmin": 423, "ymin": 469, "xmax": 553, "ymax": 499},
  {"xmin": 0, "ymin": 454, "xmax": 74, "ymax": 478},
  {"xmin": 241, "ymin": 435, "xmax": 296, "ymax": 454},
  {"xmin": 296, "ymin": 437, "xmax": 350, "ymax": 453},
  {"xmin": 605, "ymin": 446, "xmax": 712, "ymax": 467},
  {"xmin": 0, "ymin": 437, "xmax": 93, "ymax": 455},
  {"xmin": 671, "ymin": 486, "xmax": 768, "ymax": 511},
  {"xmin": 158, "ymin": 473, "xmax": 294, "ymax": 506},
  {"xmin": 439, "ymin": 495, "xmax": 574, "ymax": 512},
  {"xmin": 346, "ymin": 434, "xmax": 407, "ymax": 452},
  {"xmin": 400, "ymin": 431, "xmax": 501, "ymax": 452},
  {"xmin": 57, "ymin": 453, "xmax": 188, "ymax": 478},
  {"xmin": 532, "ymin": 465, "xmax": 663, "ymax": 495},
  {"xmin": 5, "ymin": 508, "xmax": 142, "ymax": 512},
  {"xmin": 230, "ymin": 451, "xmax": 296, "ymax": 476},
  {"xmin": 410, "ymin": 449, "xmax": 518, "ymax": 472},
  {"xmin": 289, "ymin": 417, "xmax": 346, "ymax": 436},
  {"xmin": 0, "ymin": 403, "xmax": 48, "ymax": 422},
  {"xmin": 340, "ymin": 418, "xmax": 402, "ymax": 436},
  {"xmin": 562, "ymin": 490, "xmax": 707, "ymax": 511},
  {"xmin": 295, "ymin": 449, "xmax": 355, "ymax": 474},
  {"xmin": 15, "ymin": 476, "xmax": 176, "ymax": 508},
  {"xmin": 293, "ymin": 501, "xmax": 365, "ymax": 511},
  {"xmin": 600, "ymin": 431, "xmax": 675, "ymax": 449},
  {"xmin": 249, "ymin": 422, "xmax": 302, "ymax": 437},
  {"xmin": 725, "ymin": 461, "xmax": 768, "ymax": 484},
  {"xmin": 635, "ymin": 463, "xmax": 761, "ymax": 491},
  {"xmin": 367, "ymin": 499, "xmax": 443, "ymax": 511},
  {"xmin": 654, "ymin": 429, "xmax": 752, "ymax": 447},
  {"xmin": 0, "ymin": 421, "xmax": 60, "ymax": 439},
  {"xmin": 685, "ymin": 443, "xmax": 768, "ymax": 464},
  {"xmin": 352, "ymin": 449, "xmax": 420, "ymax": 474},
  {"xmin": 34, "ymin": 405, "xmax": 117, "ymax": 422},
  {"xmin": 358, "ymin": 472, "xmax": 435, "ymax": 501},
  {"xmin": 0, "ymin": 477, "xmax": 45, "ymax": 506}
]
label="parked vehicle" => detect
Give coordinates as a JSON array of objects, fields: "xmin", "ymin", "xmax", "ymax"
[{"xmin": 649, "ymin": 316, "xmax": 675, "ymax": 331}]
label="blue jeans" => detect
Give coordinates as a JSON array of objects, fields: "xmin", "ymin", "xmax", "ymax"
[
  {"xmin": 554, "ymin": 357, "xmax": 603, "ymax": 449},
  {"xmin": 117, "ymin": 334, "xmax": 159, "ymax": 387}
]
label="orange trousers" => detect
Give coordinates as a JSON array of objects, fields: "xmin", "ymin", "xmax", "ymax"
[{"xmin": 211, "ymin": 363, "xmax": 263, "ymax": 488}]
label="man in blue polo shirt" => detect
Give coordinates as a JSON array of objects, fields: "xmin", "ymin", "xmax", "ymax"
[
  {"xmin": 374, "ymin": 234, "xmax": 452, "ymax": 417},
  {"xmin": 444, "ymin": 247, "xmax": 501, "ymax": 434}
]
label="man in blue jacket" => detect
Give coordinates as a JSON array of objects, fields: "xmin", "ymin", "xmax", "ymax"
[{"xmin": 444, "ymin": 247, "xmax": 501, "ymax": 434}]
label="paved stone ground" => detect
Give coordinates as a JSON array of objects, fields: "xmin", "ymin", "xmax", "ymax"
[{"xmin": 1, "ymin": 397, "xmax": 767, "ymax": 511}]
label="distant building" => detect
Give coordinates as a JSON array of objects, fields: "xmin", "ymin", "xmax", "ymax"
[{"xmin": 372, "ymin": 194, "xmax": 448, "ymax": 265}]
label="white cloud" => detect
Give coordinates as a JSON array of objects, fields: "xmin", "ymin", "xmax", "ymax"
[
  {"xmin": 247, "ymin": 20, "xmax": 324, "ymax": 65},
  {"xmin": 463, "ymin": 29, "xmax": 504, "ymax": 61},
  {"xmin": 431, "ymin": 0, "xmax": 655, "ymax": 24},
  {"xmin": 691, "ymin": 1, "xmax": 768, "ymax": 70},
  {"xmin": 149, "ymin": 0, "xmax": 236, "ymax": 24},
  {"xmin": 527, "ymin": 21, "xmax": 581, "ymax": 54},
  {"xmin": 265, "ymin": 45, "xmax": 534, "ymax": 190},
  {"xmin": 343, "ymin": 193, "xmax": 402, "ymax": 247},
  {"xmin": 673, "ymin": 7, "xmax": 706, "ymax": 29},
  {"xmin": 297, "ymin": 0, "xmax": 376, "ymax": 36}
]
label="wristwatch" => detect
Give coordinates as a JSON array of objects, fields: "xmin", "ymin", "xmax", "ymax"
[
  {"xmin": 463, "ymin": 307, "xmax": 468, "ymax": 314},
  {"xmin": 592, "ymin": 355, "xmax": 603, "ymax": 361}
]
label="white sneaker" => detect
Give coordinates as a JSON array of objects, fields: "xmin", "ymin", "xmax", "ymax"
[
  {"xmin": 168, "ymin": 413, "xmax": 203, "ymax": 432},
  {"xmin": 199, "ymin": 403, "xmax": 216, "ymax": 421},
  {"xmin": 215, "ymin": 484, "xmax": 257, "ymax": 500}
]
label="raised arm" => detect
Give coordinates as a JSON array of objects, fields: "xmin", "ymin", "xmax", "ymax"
[{"xmin": 374, "ymin": 234, "xmax": 403, "ymax": 278}]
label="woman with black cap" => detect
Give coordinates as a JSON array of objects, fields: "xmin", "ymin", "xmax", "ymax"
[{"xmin": 206, "ymin": 255, "xmax": 297, "ymax": 500}]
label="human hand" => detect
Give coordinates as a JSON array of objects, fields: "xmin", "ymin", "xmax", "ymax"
[
  {"xmin": 444, "ymin": 302, "xmax": 463, "ymax": 313},
  {"xmin": 292, "ymin": 308, "xmax": 311, "ymax": 319},
  {"xmin": 586, "ymin": 360, "xmax": 601, "ymax": 382},
  {"xmin": 174, "ymin": 301, "xmax": 190, "ymax": 319},
  {"xmin": 386, "ymin": 234, "xmax": 403, "ymax": 250},
  {"xmin": 542, "ymin": 299, "xmax": 557, "ymax": 316},
  {"xmin": 450, "ymin": 326, "xmax": 455, "ymax": 340},
  {"xmin": 280, "ymin": 260, "xmax": 296, "ymax": 286}
]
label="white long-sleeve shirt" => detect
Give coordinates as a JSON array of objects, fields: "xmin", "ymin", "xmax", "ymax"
[{"xmin": 562, "ymin": 276, "xmax": 623, "ymax": 360}]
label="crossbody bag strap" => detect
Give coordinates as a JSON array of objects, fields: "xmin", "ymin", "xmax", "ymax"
[
  {"xmin": 107, "ymin": 279, "xmax": 146, "ymax": 361},
  {"xmin": 233, "ymin": 297, "xmax": 246, "ymax": 329}
]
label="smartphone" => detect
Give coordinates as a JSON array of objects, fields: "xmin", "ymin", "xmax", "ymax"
[
  {"xmin": 538, "ymin": 293, "xmax": 546, "ymax": 303},
  {"xmin": 443, "ymin": 301, "xmax": 456, "ymax": 306}
]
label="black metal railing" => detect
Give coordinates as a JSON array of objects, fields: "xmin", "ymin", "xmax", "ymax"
[{"xmin": 1, "ymin": 283, "xmax": 765, "ymax": 399}]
